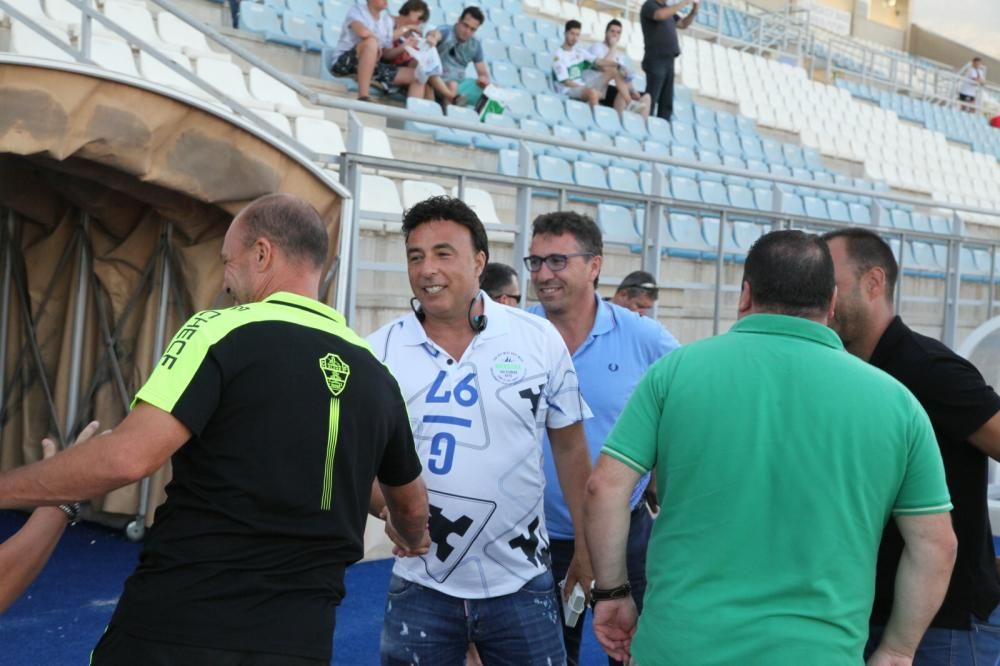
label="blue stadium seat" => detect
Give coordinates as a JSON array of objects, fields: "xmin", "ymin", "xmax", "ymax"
[
  {"xmin": 644, "ymin": 140, "xmax": 669, "ymax": 159},
  {"xmin": 535, "ymin": 94, "xmax": 567, "ymax": 126},
  {"xmin": 574, "ymin": 161, "xmax": 608, "ymax": 189},
  {"xmin": 889, "ymin": 209, "xmax": 913, "ymax": 231},
  {"xmin": 497, "ymin": 24, "xmax": 520, "ymax": 46},
  {"xmin": 727, "ymin": 184, "xmax": 755, "ymax": 209},
  {"xmin": 673, "ymin": 100, "xmax": 695, "ymax": 125},
  {"xmin": 761, "ymin": 138, "xmax": 784, "ymax": 165},
  {"xmin": 668, "ymin": 213, "xmax": 710, "ymax": 258},
  {"xmin": 538, "ymin": 155, "xmax": 574, "ymax": 184},
  {"xmin": 803, "ymin": 196, "xmax": 829, "ymax": 219},
  {"xmin": 519, "ymin": 117, "xmax": 553, "ymax": 154},
  {"xmin": 779, "ymin": 193, "xmax": 806, "ymax": 217},
  {"xmin": 564, "ymin": 99, "xmax": 595, "ymax": 131},
  {"xmin": 239, "ymin": 2, "xmax": 281, "ymax": 35},
  {"xmin": 827, "ymin": 200, "xmax": 851, "ymax": 223},
  {"xmin": 733, "ymin": 221, "xmax": 766, "ymax": 249},
  {"xmin": 508, "ymin": 45, "xmax": 535, "ymax": 68},
  {"xmin": 718, "ymin": 130, "xmax": 742, "ymax": 158},
  {"xmin": 498, "ymin": 149, "xmax": 533, "ymax": 177},
  {"xmin": 782, "ymin": 145, "xmax": 806, "ymax": 169},
  {"xmin": 513, "ymin": 14, "xmax": 536, "ymax": 33},
  {"xmin": 488, "ymin": 7, "xmax": 512, "ymax": 27},
  {"xmin": 910, "ymin": 212, "xmax": 932, "ymax": 233},
  {"xmin": 476, "ymin": 24, "xmax": 498, "ymax": 42},
  {"xmin": 848, "ymin": 202, "xmax": 872, "ymax": 225},
  {"xmin": 545, "ymin": 36, "xmax": 562, "ymax": 52},
  {"xmin": 522, "ymin": 32, "xmax": 546, "ymax": 52},
  {"xmin": 286, "ymin": 0, "xmax": 322, "ymax": 17},
  {"xmin": 700, "ymin": 180, "xmax": 729, "ymax": 207},
  {"xmin": 436, "ymin": 105, "xmax": 480, "ymax": 146},
  {"xmin": 607, "ymin": 166, "xmax": 641, "ymax": 194},
  {"xmin": 670, "ymin": 176, "xmax": 701, "ymax": 203},
  {"xmin": 503, "ymin": 0, "xmax": 521, "ymax": 11},
  {"xmin": 583, "ymin": 130, "xmax": 615, "ymax": 167},
  {"xmin": 695, "ymin": 127, "xmax": 720, "ymax": 153},
  {"xmin": 404, "ymin": 97, "xmax": 445, "ymax": 135},
  {"xmin": 535, "ymin": 20, "xmax": 557, "ymax": 39},
  {"xmin": 672, "ymin": 122, "xmax": 697, "ymax": 149},
  {"xmin": 696, "ymin": 150, "xmax": 724, "ymax": 183},
  {"xmin": 740, "ymin": 136, "xmax": 763, "ymax": 161},
  {"xmin": 473, "ymin": 112, "xmax": 517, "ymax": 150},
  {"xmin": 803, "ymin": 147, "xmax": 823, "ymax": 171},
  {"xmin": 669, "ymin": 145, "xmax": 699, "ymax": 179},
  {"xmin": 621, "ymin": 111, "xmax": 649, "ymax": 141},
  {"xmin": 646, "ymin": 116, "xmax": 671, "ymax": 142},
  {"xmin": 482, "ymin": 39, "xmax": 508, "ymax": 62},
  {"xmin": 323, "ymin": 0, "xmax": 348, "ymax": 20},
  {"xmin": 503, "ymin": 90, "xmax": 535, "ymax": 119},
  {"xmin": 597, "ymin": 204, "xmax": 642, "ymax": 245},
  {"xmin": 716, "ymin": 111, "xmax": 737, "ymax": 134},
  {"xmin": 702, "ymin": 217, "xmax": 741, "ymax": 257},
  {"xmin": 521, "ymin": 68, "xmax": 551, "ymax": 95},
  {"xmin": 550, "ymin": 125, "xmax": 585, "ymax": 161},
  {"xmin": 736, "ymin": 115, "xmax": 756, "ymax": 136},
  {"xmin": 321, "ymin": 21, "xmax": 341, "ymax": 45},
  {"xmin": 533, "ymin": 52, "xmax": 551, "ymax": 72},
  {"xmin": 593, "ymin": 106, "xmax": 624, "ymax": 136},
  {"xmin": 753, "ymin": 188, "xmax": 774, "ymax": 211},
  {"xmin": 929, "ymin": 215, "xmax": 952, "ymax": 235},
  {"xmin": 694, "ymin": 105, "xmax": 717, "ymax": 128},
  {"xmin": 491, "ymin": 61, "xmax": 521, "ymax": 88},
  {"xmin": 612, "ymin": 135, "xmax": 644, "ymax": 170}
]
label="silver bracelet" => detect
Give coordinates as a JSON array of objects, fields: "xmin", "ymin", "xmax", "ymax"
[{"xmin": 57, "ymin": 502, "xmax": 81, "ymax": 525}]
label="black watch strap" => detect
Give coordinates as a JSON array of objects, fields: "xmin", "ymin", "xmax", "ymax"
[{"xmin": 589, "ymin": 581, "xmax": 631, "ymax": 608}]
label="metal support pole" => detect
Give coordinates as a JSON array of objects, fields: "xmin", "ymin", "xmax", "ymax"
[
  {"xmin": 643, "ymin": 167, "xmax": 666, "ymax": 277},
  {"xmin": 894, "ymin": 233, "xmax": 905, "ymax": 315},
  {"xmin": 80, "ymin": 0, "xmax": 92, "ymax": 59},
  {"xmin": 943, "ymin": 237, "xmax": 961, "ymax": 348},
  {"xmin": 712, "ymin": 212, "xmax": 726, "ymax": 335},
  {"xmin": 63, "ymin": 214, "xmax": 90, "ymax": 437},
  {"xmin": 989, "ymin": 245, "xmax": 996, "ymax": 319},
  {"xmin": 0, "ymin": 212, "xmax": 13, "ymax": 419},
  {"xmin": 132, "ymin": 223, "xmax": 172, "ymax": 539},
  {"xmin": 456, "ymin": 174, "xmax": 467, "ymax": 201},
  {"xmin": 339, "ymin": 112, "xmax": 366, "ymax": 326},
  {"xmin": 513, "ymin": 141, "xmax": 534, "ymax": 309}
]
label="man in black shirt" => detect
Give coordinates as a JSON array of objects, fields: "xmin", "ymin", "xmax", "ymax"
[
  {"xmin": 639, "ymin": 0, "xmax": 698, "ymax": 121},
  {"xmin": 824, "ymin": 228, "xmax": 1000, "ymax": 665},
  {"xmin": 0, "ymin": 193, "xmax": 430, "ymax": 664}
]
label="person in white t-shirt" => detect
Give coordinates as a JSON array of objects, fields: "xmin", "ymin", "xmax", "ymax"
[
  {"xmin": 368, "ymin": 196, "xmax": 594, "ymax": 664},
  {"xmin": 329, "ymin": 0, "xmax": 426, "ymax": 101},
  {"xmin": 956, "ymin": 57, "xmax": 986, "ymax": 113},
  {"xmin": 553, "ymin": 19, "xmax": 631, "ymax": 108},
  {"xmin": 588, "ymin": 19, "xmax": 652, "ymax": 119}
]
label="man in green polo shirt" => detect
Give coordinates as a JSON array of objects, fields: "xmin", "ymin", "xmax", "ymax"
[{"xmin": 585, "ymin": 230, "xmax": 958, "ymax": 665}]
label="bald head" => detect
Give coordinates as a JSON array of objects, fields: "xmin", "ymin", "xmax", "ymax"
[{"xmin": 235, "ymin": 193, "xmax": 328, "ymax": 269}]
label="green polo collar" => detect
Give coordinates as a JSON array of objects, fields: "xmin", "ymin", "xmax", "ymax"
[{"xmin": 730, "ymin": 313, "xmax": 844, "ymax": 351}]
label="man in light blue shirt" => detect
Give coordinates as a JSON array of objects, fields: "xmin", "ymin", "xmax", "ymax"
[{"xmin": 526, "ymin": 211, "xmax": 680, "ymax": 666}]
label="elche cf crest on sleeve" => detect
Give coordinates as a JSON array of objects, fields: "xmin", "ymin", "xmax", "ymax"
[{"xmin": 319, "ymin": 353, "xmax": 351, "ymax": 397}]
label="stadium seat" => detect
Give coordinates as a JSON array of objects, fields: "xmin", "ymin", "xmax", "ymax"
[
  {"xmin": 593, "ymin": 106, "xmax": 624, "ymax": 136},
  {"xmin": 520, "ymin": 67, "xmax": 552, "ymax": 95},
  {"xmin": 761, "ymin": 138, "xmax": 784, "ymax": 164},
  {"xmin": 437, "ymin": 105, "xmax": 480, "ymax": 146},
  {"xmin": 474, "ymin": 112, "xmax": 517, "ymax": 151},
  {"xmin": 889, "ymin": 209, "xmax": 913, "ymax": 231},
  {"xmin": 90, "ymin": 36, "xmax": 139, "ymax": 76},
  {"xmin": 401, "ymin": 179, "xmax": 448, "ymax": 208},
  {"xmin": 778, "ymin": 193, "xmax": 806, "ymax": 217},
  {"xmin": 803, "ymin": 196, "xmax": 829, "ymax": 219},
  {"xmin": 646, "ymin": 116, "xmax": 671, "ymax": 142},
  {"xmin": 9, "ymin": 20, "xmax": 75, "ymax": 61},
  {"xmin": 404, "ymin": 96, "xmax": 445, "ymax": 135},
  {"xmin": 286, "ymin": 0, "xmax": 322, "ymax": 18},
  {"xmin": 700, "ymin": 180, "xmax": 729, "ymax": 207},
  {"xmin": 621, "ymin": 111, "xmax": 648, "ymax": 141},
  {"xmin": 535, "ymin": 94, "xmax": 569, "ymax": 127},
  {"xmin": 782, "ymin": 145, "xmax": 806, "ymax": 169},
  {"xmin": 497, "ymin": 23, "xmax": 520, "ymax": 46},
  {"xmin": 740, "ymin": 136, "xmax": 763, "ymax": 161},
  {"xmin": 564, "ymin": 100, "xmax": 595, "ymax": 132},
  {"xmin": 249, "ymin": 68, "xmax": 323, "ymax": 117},
  {"xmin": 733, "ymin": 220, "xmax": 766, "ymax": 249},
  {"xmin": 158, "ymin": 12, "xmax": 230, "ymax": 61},
  {"xmin": 574, "ymin": 161, "xmax": 608, "ymax": 190},
  {"xmin": 727, "ymin": 184, "xmax": 755, "ymax": 210},
  {"xmin": 513, "ymin": 14, "xmax": 536, "ymax": 34},
  {"xmin": 848, "ymin": 202, "xmax": 872, "ymax": 225},
  {"xmin": 671, "ymin": 176, "xmax": 701, "ymax": 203},
  {"xmin": 538, "ymin": 155, "xmax": 574, "ymax": 184},
  {"xmin": 597, "ymin": 204, "xmax": 642, "ymax": 246},
  {"xmin": 482, "ymin": 39, "xmax": 507, "ymax": 62},
  {"xmin": 702, "ymin": 217, "xmax": 741, "ymax": 257},
  {"xmin": 583, "ymin": 130, "xmax": 615, "ymax": 167},
  {"xmin": 827, "ymin": 200, "xmax": 851, "ymax": 223},
  {"xmin": 195, "ymin": 57, "xmax": 275, "ymax": 110},
  {"xmin": 498, "ymin": 149, "xmax": 525, "ymax": 177},
  {"xmin": 612, "ymin": 136, "xmax": 643, "ymax": 171},
  {"xmin": 491, "ymin": 61, "xmax": 521, "ymax": 89},
  {"xmin": 519, "ymin": 117, "xmax": 554, "ymax": 155},
  {"xmin": 607, "ymin": 166, "xmax": 641, "ymax": 194},
  {"xmin": 508, "ymin": 45, "xmax": 535, "ymax": 69},
  {"xmin": 358, "ymin": 174, "xmax": 403, "ymax": 231},
  {"xmin": 550, "ymin": 125, "xmax": 586, "ymax": 162},
  {"xmin": 671, "ymin": 122, "xmax": 697, "ymax": 149},
  {"xmin": 360, "ymin": 126, "xmax": 395, "ymax": 158},
  {"xmin": 238, "ymin": 2, "xmax": 281, "ymax": 36},
  {"xmin": 294, "ymin": 116, "xmax": 345, "ymax": 158},
  {"xmin": 140, "ymin": 52, "xmax": 213, "ymax": 101},
  {"xmin": 453, "ymin": 186, "xmax": 504, "ymax": 227},
  {"xmin": 753, "ymin": 188, "xmax": 774, "ymax": 211},
  {"xmin": 101, "ymin": 1, "xmax": 177, "ymax": 53},
  {"xmin": 694, "ymin": 105, "xmax": 716, "ymax": 128},
  {"xmin": 668, "ymin": 213, "xmax": 711, "ymax": 258},
  {"xmin": 718, "ymin": 130, "xmax": 742, "ymax": 158}
]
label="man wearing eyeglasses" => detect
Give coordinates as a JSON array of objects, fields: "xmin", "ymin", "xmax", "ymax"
[
  {"xmin": 367, "ymin": 196, "xmax": 593, "ymax": 664},
  {"xmin": 424, "ymin": 7, "xmax": 490, "ymax": 108},
  {"xmin": 609, "ymin": 270, "xmax": 659, "ymax": 317},
  {"xmin": 525, "ymin": 211, "xmax": 680, "ymax": 666},
  {"xmin": 479, "ymin": 262, "xmax": 521, "ymax": 307}
]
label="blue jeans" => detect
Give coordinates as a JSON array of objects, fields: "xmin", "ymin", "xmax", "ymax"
[
  {"xmin": 865, "ymin": 605, "xmax": 1000, "ymax": 666},
  {"xmin": 642, "ymin": 56, "xmax": 676, "ymax": 121},
  {"xmin": 551, "ymin": 505, "xmax": 654, "ymax": 666},
  {"xmin": 380, "ymin": 571, "xmax": 565, "ymax": 666}
]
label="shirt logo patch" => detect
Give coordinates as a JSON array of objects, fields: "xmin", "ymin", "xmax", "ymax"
[
  {"xmin": 491, "ymin": 352, "xmax": 526, "ymax": 384},
  {"xmin": 319, "ymin": 353, "xmax": 351, "ymax": 396}
]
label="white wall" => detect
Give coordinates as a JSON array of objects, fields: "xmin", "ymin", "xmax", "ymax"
[{"xmin": 910, "ymin": 0, "xmax": 1000, "ymax": 62}]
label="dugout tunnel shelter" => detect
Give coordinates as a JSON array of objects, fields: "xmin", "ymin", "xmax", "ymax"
[{"xmin": 0, "ymin": 57, "xmax": 346, "ymax": 538}]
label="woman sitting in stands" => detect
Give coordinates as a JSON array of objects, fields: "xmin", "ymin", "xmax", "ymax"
[
  {"xmin": 328, "ymin": 0, "xmax": 427, "ymax": 102},
  {"xmin": 388, "ymin": 1, "xmax": 430, "ymax": 72}
]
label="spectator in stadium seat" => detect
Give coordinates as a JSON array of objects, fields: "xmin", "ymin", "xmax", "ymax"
[
  {"xmin": 640, "ymin": 0, "xmax": 697, "ymax": 121},
  {"xmin": 423, "ymin": 7, "xmax": 489, "ymax": 108},
  {"xmin": 609, "ymin": 270, "xmax": 659, "ymax": 316},
  {"xmin": 368, "ymin": 196, "xmax": 593, "ymax": 665},
  {"xmin": 479, "ymin": 261, "xmax": 521, "ymax": 307},
  {"xmin": 387, "ymin": 0, "xmax": 431, "ymax": 71},
  {"xmin": 0, "ymin": 423, "xmax": 99, "ymax": 614},
  {"xmin": 588, "ymin": 20, "xmax": 652, "ymax": 119},
  {"xmin": 586, "ymin": 230, "xmax": 957, "ymax": 665},
  {"xmin": 825, "ymin": 228, "xmax": 1000, "ymax": 666},
  {"xmin": 329, "ymin": 0, "xmax": 428, "ymax": 102},
  {"xmin": 956, "ymin": 57, "xmax": 986, "ymax": 113},
  {"xmin": 0, "ymin": 194, "xmax": 430, "ymax": 664},
  {"xmin": 554, "ymin": 20, "xmax": 632, "ymax": 109},
  {"xmin": 526, "ymin": 211, "xmax": 679, "ymax": 666}
]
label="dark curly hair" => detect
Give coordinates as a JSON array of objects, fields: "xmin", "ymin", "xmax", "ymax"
[{"xmin": 402, "ymin": 195, "xmax": 489, "ymax": 261}]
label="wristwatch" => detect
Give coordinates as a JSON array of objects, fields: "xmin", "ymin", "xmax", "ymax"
[
  {"xmin": 589, "ymin": 581, "xmax": 631, "ymax": 608},
  {"xmin": 57, "ymin": 502, "xmax": 81, "ymax": 525}
]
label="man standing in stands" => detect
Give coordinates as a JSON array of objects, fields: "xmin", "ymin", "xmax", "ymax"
[
  {"xmin": 526, "ymin": 211, "xmax": 679, "ymax": 665},
  {"xmin": 424, "ymin": 7, "xmax": 490, "ymax": 108},
  {"xmin": 479, "ymin": 261, "xmax": 521, "ymax": 307},
  {"xmin": 587, "ymin": 230, "xmax": 957, "ymax": 665},
  {"xmin": 368, "ymin": 196, "xmax": 593, "ymax": 664},
  {"xmin": 329, "ymin": 0, "xmax": 428, "ymax": 102},
  {"xmin": 588, "ymin": 19, "xmax": 652, "ymax": 119},
  {"xmin": 640, "ymin": 0, "xmax": 698, "ymax": 121},
  {"xmin": 554, "ymin": 20, "xmax": 633, "ymax": 109},
  {"xmin": 0, "ymin": 194, "xmax": 430, "ymax": 664},
  {"xmin": 825, "ymin": 228, "xmax": 1000, "ymax": 665},
  {"xmin": 956, "ymin": 56, "xmax": 987, "ymax": 113},
  {"xmin": 609, "ymin": 270, "xmax": 659, "ymax": 317}
]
